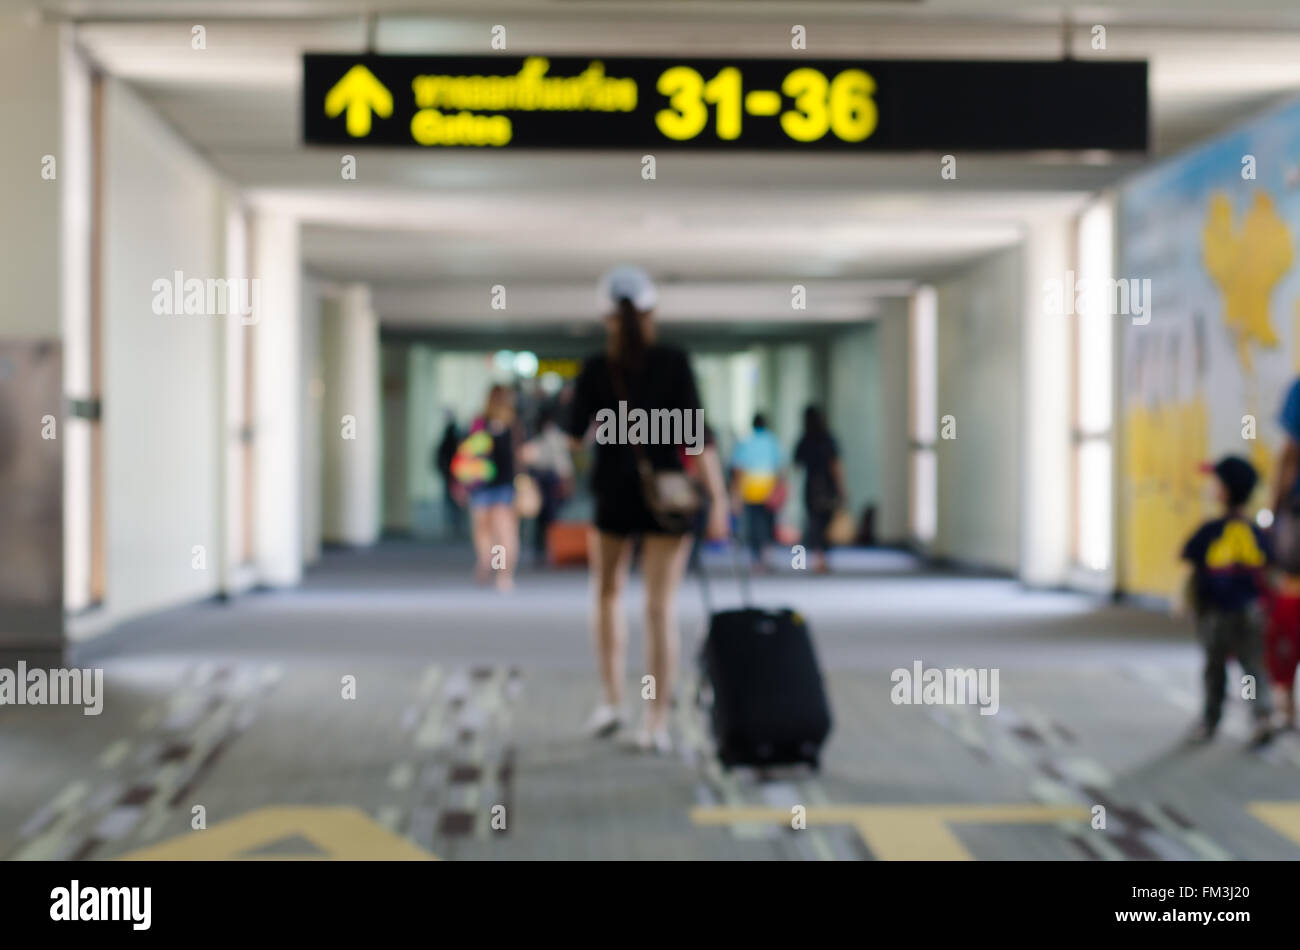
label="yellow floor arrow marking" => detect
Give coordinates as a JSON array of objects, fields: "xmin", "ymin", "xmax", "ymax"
[
  {"xmin": 119, "ymin": 806, "xmax": 436, "ymax": 861},
  {"xmin": 691, "ymin": 804, "xmax": 1090, "ymax": 860},
  {"xmin": 1246, "ymin": 802, "xmax": 1300, "ymax": 849}
]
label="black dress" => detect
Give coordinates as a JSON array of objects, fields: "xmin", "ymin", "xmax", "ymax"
[
  {"xmin": 565, "ymin": 345, "xmax": 705, "ymax": 536},
  {"xmin": 795, "ymin": 432, "xmax": 840, "ymax": 551}
]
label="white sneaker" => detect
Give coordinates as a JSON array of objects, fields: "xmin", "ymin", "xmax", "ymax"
[
  {"xmin": 634, "ymin": 724, "xmax": 673, "ymax": 755},
  {"xmin": 585, "ymin": 703, "xmax": 623, "ymax": 738}
]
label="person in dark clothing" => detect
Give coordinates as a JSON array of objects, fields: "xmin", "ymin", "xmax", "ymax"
[
  {"xmin": 794, "ymin": 405, "xmax": 844, "ymax": 574},
  {"xmin": 434, "ymin": 411, "xmax": 464, "ymax": 540},
  {"xmin": 564, "ymin": 265, "xmax": 729, "ymax": 753},
  {"xmin": 1179, "ymin": 455, "xmax": 1273, "ymax": 747}
]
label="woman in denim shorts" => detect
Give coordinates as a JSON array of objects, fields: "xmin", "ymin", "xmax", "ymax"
[{"xmin": 469, "ymin": 385, "xmax": 520, "ymax": 592}]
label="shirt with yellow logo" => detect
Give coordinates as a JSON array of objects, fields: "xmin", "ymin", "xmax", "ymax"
[{"xmin": 1181, "ymin": 516, "xmax": 1269, "ymax": 612}]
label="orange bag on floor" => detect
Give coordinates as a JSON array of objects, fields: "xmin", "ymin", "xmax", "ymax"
[{"xmin": 547, "ymin": 521, "xmax": 590, "ymax": 566}]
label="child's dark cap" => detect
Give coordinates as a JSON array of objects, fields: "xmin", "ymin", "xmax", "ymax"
[{"xmin": 1201, "ymin": 455, "xmax": 1258, "ymax": 506}]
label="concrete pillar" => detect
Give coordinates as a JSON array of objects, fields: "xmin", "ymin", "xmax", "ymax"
[
  {"xmin": 406, "ymin": 344, "xmax": 439, "ymax": 529},
  {"xmin": 219, "ymin": 202, "xmax": 252, "ymax": 596},
  {"xmin": 875, "ymin": 303, "xmax": 912, "ymax": 544},
  {"xmin": 1019, "ymin": 215, "xmax": 1074, "ymax": 586},
  {"xmin": 0, "ymin": 12, "xmax": 61, "ymax": 340},
  {"xmin": 321, "ymin": 284, "xmax": 381, "ymax": 546},
  {"xmin": 251, "ymin": 211, "xmax": 303, "ymax": 585},
  {"xmin": 0, "ymin": 13, "xmax": 66, "ymax": 655},
  {"xmin": 771, "ymin": 342, "xmax": 815, "ymax": 530},
  {"xmin": 301, "ymin": 275, "xmax": 324, "ymax": 565},
  {"xmin": 382, "ymin": 344, "xmax": 411, "ymax": 534}
]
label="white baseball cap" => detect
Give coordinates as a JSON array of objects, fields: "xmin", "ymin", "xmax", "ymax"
[{"xmin": 596, "ymin": 265, "xmax": 658, "ymax": 313}]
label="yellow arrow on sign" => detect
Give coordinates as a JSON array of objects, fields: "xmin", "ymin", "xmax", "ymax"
[
  {"xmin": 324, "ymin": 65, "xmax": 393, "ymax": 138},
  {"xmin": 119, "ymin": 806, "xmax": 436, "ymax": 861}
]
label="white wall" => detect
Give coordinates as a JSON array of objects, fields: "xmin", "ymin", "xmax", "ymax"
[
  {"xmin": 828, "ymin": 323, "xmax": 883, "ymax": 520},
  {"xmin": 768, "ymin": 345, "xmax": 812, "ymax": 446},
  {"xmin": 692, "ymin": 350, "xmax": 759, "ymax": 460},
  {"xmin": 99, "ymin": 78, "xmax": 226, "ymax": 624},
  {"xmin": 933, "ymin": 246, "xmax": 1023, "ymax": 572},
  {"xmin": 404, "ymin": 348, "xmax": 492, "ymax": 537}
]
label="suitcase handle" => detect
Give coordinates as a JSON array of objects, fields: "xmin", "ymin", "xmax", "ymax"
[{"xmin": 696, "ymin": 536, "xmax": 754, "ymax": 615}]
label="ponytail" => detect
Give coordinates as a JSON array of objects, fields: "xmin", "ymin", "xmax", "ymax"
[{"xmin": 614, "ymin": 296, "xmax": 646, "ymax": 370}]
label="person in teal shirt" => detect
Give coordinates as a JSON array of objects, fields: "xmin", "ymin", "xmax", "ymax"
[{"xmin": 731, "ymin": 413, "xmax": 784, "ymax": 567}]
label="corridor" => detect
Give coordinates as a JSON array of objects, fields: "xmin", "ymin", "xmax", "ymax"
[{"xmin": 5, "ymin": 544, "xmax": 1297, "ymax": 862}]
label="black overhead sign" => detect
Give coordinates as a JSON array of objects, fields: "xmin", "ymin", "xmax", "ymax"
[{"xmin": 303, "ymin": 54, "xmax": 1148, "ymax": 153}]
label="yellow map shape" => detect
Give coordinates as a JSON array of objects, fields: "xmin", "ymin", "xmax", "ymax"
[
  {"xmin": 1123, "ymin": 397, "xmax": 1209, "ymax": 595},
  {"xmin": 1203, "ymin": 191, "xmax": 1292, "ymax": 370}
]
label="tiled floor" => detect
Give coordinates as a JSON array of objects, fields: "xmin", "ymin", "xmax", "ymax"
[{"xmin": 4, "ymin": 542, "xmax": 1300, "ymax": 860}]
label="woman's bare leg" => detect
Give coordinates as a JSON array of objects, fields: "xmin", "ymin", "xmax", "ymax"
[
  {"xmin": 591, "ymin": 530, "xmax": 633, "ymax": 707},
  {"xmin": 640, "ymin": 532, "xmax": 693, "ymax": 733},
  {"xmin": 470, "ymin": 505, "xmax": 492, "ymax": 581},
  {"xmin": 489, "ymin": 504, "xmax": 519, "ymax": 590}
]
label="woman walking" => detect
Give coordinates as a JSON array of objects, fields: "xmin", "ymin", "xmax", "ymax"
[
  {"xmin": 466, "ymin": 384, "xmax": 521, "ymax": 592},
  {"xmin": 564, "ymin": 266, "xmax": 729, "ymax": 752},
  {"xmin": 794, "ymin": 405, "xmax": 845, "ymax": 574}
]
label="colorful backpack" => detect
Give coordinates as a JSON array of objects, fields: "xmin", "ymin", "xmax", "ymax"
[{"xmin": 450, "ymin": 421, "xmax": 496, "ymax": 490}]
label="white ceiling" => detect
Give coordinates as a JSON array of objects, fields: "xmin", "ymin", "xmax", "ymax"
[
  {"xmin": 280, "ymin": 190, "xmax": 1055, "ymax": 284},
  {"xmin": 53, "ymin": 1, "xmax": 1300, "ymax": 323},
  {"xmin": 372, "ymin": 280, "xmax": 909, "ymax": 332}
]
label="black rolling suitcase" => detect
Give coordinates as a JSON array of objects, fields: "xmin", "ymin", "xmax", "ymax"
[{"xmin": 696, "ymin": 546, "xmax": 832, "ymax": 770}]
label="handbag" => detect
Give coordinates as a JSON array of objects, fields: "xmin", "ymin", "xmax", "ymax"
[
  {"xmin": 634, "ymin": 454, "xmax": 701, "ymax": 533},
  {"xmin": 513, "ymin": 473, "xmax": 542, "ymax": 519},
  {"xmin": 609, "ymin": 366, "xmax": 702, "ymax": 533},
  {"xmin": 827, "ymin": 508, "xmax": 855, "ymax": 546},
  {"xmin": 765, "ymin": 476, "xmax": 789, "ymax": 512}
]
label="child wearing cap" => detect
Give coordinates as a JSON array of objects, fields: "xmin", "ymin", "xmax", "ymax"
[{"xmin": 1179, "ymin": 455, "xmax": 1274, "ymax": 746}]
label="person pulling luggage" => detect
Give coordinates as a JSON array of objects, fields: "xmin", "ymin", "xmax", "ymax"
[{"xmin": 564, "ymin": 266, "xmax": 729, "ymax": 753}]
